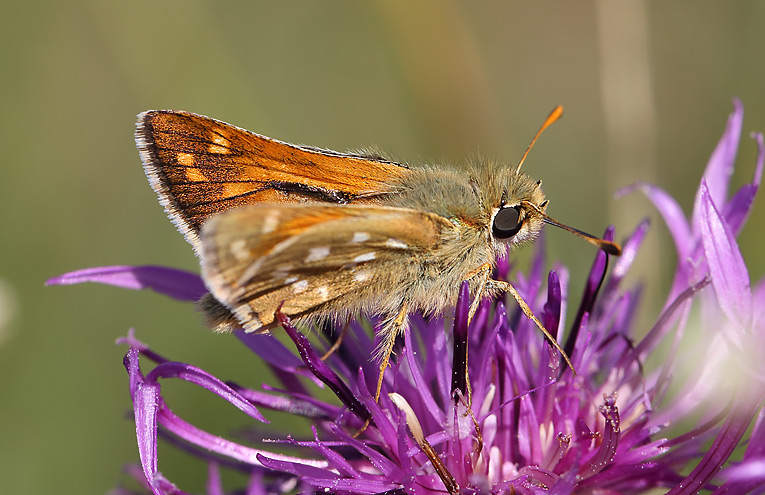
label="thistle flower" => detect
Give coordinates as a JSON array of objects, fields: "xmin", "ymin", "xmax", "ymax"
[{"xmin": 49, "ymin": 100, "xmax": 765, "ymax": 494}]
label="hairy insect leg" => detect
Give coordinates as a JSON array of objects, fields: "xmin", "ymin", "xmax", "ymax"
[
  {"xmin": 464, "ymin": 262, "xmax": 493, "ymax": 325},
  {"xmin": 487, "ymin": 279, "xmax": 577, "ymax": 374},
  {"xmin": 374, "ymin": 302, "xmax": 409, "ymax": 402},
  {"xmin": 355, "ymin": 303, "xmax": 409, "ymax": 437},
  {"xmin": 320, "ymin": 321, "xmax": 349, "ymax": 361}
]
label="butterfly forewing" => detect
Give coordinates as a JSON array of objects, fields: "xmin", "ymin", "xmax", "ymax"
[
  {"xmin": 136, "ymin": 110, "xmax": 413, "ymax": 252},
  {"xmin": 200, "ymin": 204, "xmax": 452, "ymax": 332}
]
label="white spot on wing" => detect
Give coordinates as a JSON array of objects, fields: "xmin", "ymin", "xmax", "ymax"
[
  {"xmin": 315, "ymin": 286, "xmax": 329, "ymax": 300},
  {"xmin": 385, "ymin": 238, "xmax": 408, "ymax": 249},
  {"xmin": 208, "ymin": 131, "xmax": 230, "ymax": 154},
  {"xmin": 262, "ymin": 210, "xmax": 280, "ymax": 234},
  {"xmin": 208, "ymin": 144, "xmax": 229, "ymax": 154},
  {"xmin": 285, "ymin": 276, "xmax": 298, "ymax": 284},
  {"xmin": 211, "ymin": 133, "xmax": 230, "ymax": 147},
  {"xmin": 177, "ymin": 152, "xmax": 194, "ymax": 166},
  {"xmin": 353, "ymin": 269, "xmax": 373, "ymax": 282},
  {"xmin": 353, "ymin": 252, "xmax": 376, "ymax": 263},
  {"xmin": 306, "ymin": 246, "xmax": 330, "ymax": 262},
  {"xmin": 293, "ymin": 280, "xmax": 308, "ymax": 293},
  {"xmin": 231, "ymin": 239, "xmax": 250, "ymax": 261},
  {"xmin": 352, "ymin": 232, "xmax": 370, "ymax": 243}
]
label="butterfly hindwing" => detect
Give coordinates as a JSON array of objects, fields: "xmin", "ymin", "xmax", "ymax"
[{"xmin": 200, "ymin": 204, "xmax": 453, "ymax": 332}]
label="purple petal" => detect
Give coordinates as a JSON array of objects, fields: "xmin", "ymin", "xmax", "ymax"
[
  {"xmin": 610, "ymin": 218, "xmax": 650, "ymax": 284},
  {"xmin": 619, "ymin": 183, "xmax": 692, "ymax": 260},
  {"xmin": 744, "ymin": 407, "xmax": 765, "ymax": 460},
  {"xmin": 698, "ymin": 98, "xmax": 744, "ymax": 216},
  {"xmin": 277, "ymin": 312, "xmax": 371, "ymax": 423},
  {"xmin": 722, "ymin": 132, "xmax": 764, "ymax": 235},
  {"xmin": 126, "ymin": 347, "xmax": 163, "ymax": 495},
  {"xmin": 753, "ymin": 132, "xmax": 765, "ymax": 188},
  {"xmin": 306, "ymin": 426, "xmax": 360, "ymax": 478},
  {"xmin": 542, "ymin": 270, "xmax": 561, "ymax": 337},
  {"xmin": 328, "ymin": 422, "xmax": 403, "ymax": 479},
  {"xmin": 699, "ymin": 180, "xmax": 752, "ymax": 328},
  {"xmin": 403, "ymin": 329, "xmax": 444, "ymax": 425},
  {"xmin": 235, "ymin": 332, "xmax": 306, "ymax": 374},
  {"xmin": 548, "ymin": 467, "xmax": 577, "ymax": 495},
  {"xmin": 144, "ymin": 361, "xmax": 267, "ymax": 423},
  {"xmin": 256, "ymin": 454, "xmax": 341, "ymax": 480},
  {"xmin": 713, "ymin": 409, "xmax": 765, "ymax": 493},
  {"xmin": 158, "ymin": 402, "xmax": 316, "ymax": 468},
  {"xmin": 579, "ymin": 394, "xmax": 620, "ymax": 478},
  {"xmin": 228, "ymin": 382, "xmax": 336, "ymax": 420},
  {"xmin": 565, "ymin": 227, "xmax": 613, "ymax": 355},
  {"xmin": 125, "ymin": 348, "xmax": 328, "ymax": 474},
  {"xmin": 134, "ymin": 384, "xmax": 161, "ymax": 493},
  {"xmin": 720, "ymin": 458, "xmax": 765, "ymax": 485},
  {"xmin": 206, "ymin": 462, "xmax": 222, "ymax": 495},
  {"xmin": 300, "ymin": 477, "xmax": 397, "ymax": 494},
  {"xmin": 47, "ymin": 265, "xmax": 206, "ymax": 302},
  {"xmin": 667, "ymin": 390, "xmax": 762, "ymax": 495},
  {"xmin": 117, "ymin": 329, "xmax": 171, "ymax": 366},
  {"xmin": 495, "ymin": 246, "xmax": 511, "ymax": 280},
  {"xmin": 245, "ymin": 471, "xmax": 267, "ymax": 495},
  {"xmin": 450, "ymin": 281, "xmax": 470, "ymax": 397},
  {"xmin": 721, "ymin": 184, "xmax": 758, "ymax": 238}
]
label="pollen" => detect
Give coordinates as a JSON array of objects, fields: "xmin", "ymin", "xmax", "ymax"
[{"xmin": 353, "ymin": 269, "xmax": 372, "ymax": 282}]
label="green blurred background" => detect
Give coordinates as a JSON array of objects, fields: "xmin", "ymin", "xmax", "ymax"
[{"xmin": 2, "ymin": 1, "xmax": 764, "ymax": 493}]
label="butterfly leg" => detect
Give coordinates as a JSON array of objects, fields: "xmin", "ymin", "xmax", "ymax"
[
  {"xmin": 320, "ymin": 321, "xmax": 349, "ymax": 361},
  {"xmin": 486, "ymin": 279, "xmax": 576, "ymax": 374},
  {"xmin": 464, "ymin": 262, "xmax": 493, "ymax": 325},
  {"xmin": 354, "ymin": 303, "xmax": 409, "ymax": 437},
  {"xmin": 374, "ymin": 302, "xmax": 409, "ymax": 402}
]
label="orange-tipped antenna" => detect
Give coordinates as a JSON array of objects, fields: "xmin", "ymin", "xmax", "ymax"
[
  {"xmin": 515, "ymin": 105, "xmax": 564, "ymax": 174},
  {"xmin": 521, "ymin": 201, "xmax": 622, "ymax": 256}
]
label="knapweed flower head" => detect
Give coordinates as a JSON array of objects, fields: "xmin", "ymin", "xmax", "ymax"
[{"xmin": 49, "ymin": 100, "xmax": 765, "ymax": 494}]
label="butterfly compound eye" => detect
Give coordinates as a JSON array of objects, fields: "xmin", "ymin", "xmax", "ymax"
[{"xmin": 492, "ymin": 206, "xmax": 523, "ymax": 239}]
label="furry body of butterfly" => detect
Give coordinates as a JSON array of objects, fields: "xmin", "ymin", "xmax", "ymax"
[
  {"xmin": 199, "ymin": 163, "xmax": 546, "ymax": 341},
  {"xmin": 136, "ymin": 109, "xmax": 619, "ymax": 400}
]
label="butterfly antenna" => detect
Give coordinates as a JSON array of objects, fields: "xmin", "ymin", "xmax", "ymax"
[
  {"xmin": 521, "ymin": 200, "xmax": 622, "ymax": 255},
  {"xmin": 515, "ymin": 105, "xmax": 564, "ymax": 174}
]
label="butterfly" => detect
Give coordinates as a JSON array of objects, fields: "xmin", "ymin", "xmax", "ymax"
[{"xmin": 135, "ymin": 107, "xmax": 621, "ymax": 401}]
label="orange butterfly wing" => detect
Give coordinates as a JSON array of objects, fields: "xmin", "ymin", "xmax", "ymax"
[{"xmin": 136, "ymin": 110, "xmax": 412, "ymax": 252}]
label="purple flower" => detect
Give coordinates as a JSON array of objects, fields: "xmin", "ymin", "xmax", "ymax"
[{"xmin": 49, "ymin": 100, "xmax": 765, "ymax": 494}]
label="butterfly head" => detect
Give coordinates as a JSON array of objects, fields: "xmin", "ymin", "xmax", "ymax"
[{"xmin": 486, "ymin": 170, "xmax": 548, "ymax": 252}]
